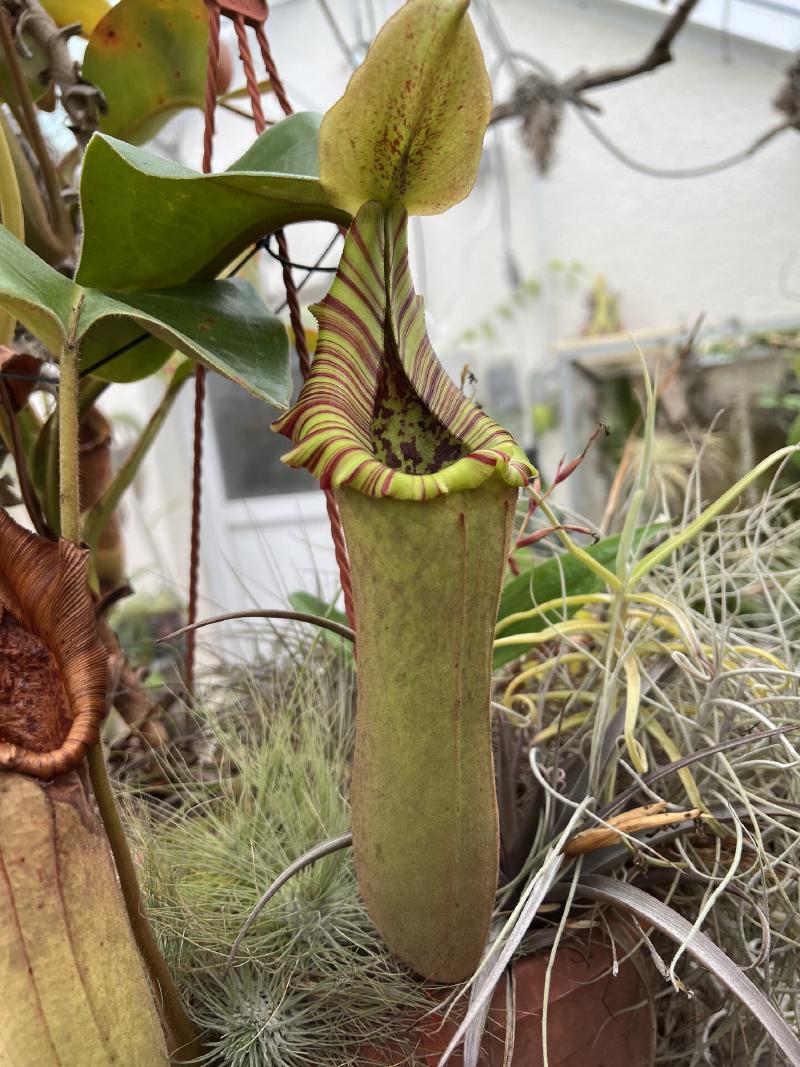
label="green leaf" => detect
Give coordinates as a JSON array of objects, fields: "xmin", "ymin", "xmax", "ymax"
[
  {"xmin": 78, "ymin": 323, "xmax": 174, "ymax": 384},
  {"xmin": 288, "ymin": 591, "xmax": 352, "ymax": 658},
  {"xmin": 80, "ymin": 281, "xmax": 291, "ymax": 405},
  {"xmin": 77, "ymin": 114, "xmax": 350, "ymax": 292},
  {"xmin": 493, "ymin": 536, "xmax": 624, "ymax": 669},
  {"xmin": 0, "ymin": 225, "xmax": 291, "ymax": 406},
  {"xmin": 319, "ymin": 0, "xmax": 491, "ymax": 216},
  {"xmin": 0, "ymin": 224, "xmax": 74, "ymax": 351},
  {"xmin": 82, "ymin": 0, "xmax": 208, "ymax": 144},
  {"xmin": 228, "ymin": 111, "xmax": 323, "ymax": 177}
]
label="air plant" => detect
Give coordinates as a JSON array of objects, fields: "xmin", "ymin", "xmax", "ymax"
[
  {"xmin": 124, "ymin": 454, "xmax": 800, "ymax": 1066},
  {"xmin": 434, "ymin": 372, "xmax": 800, "ymax": 1065},
  {"xmin": 121, "ymin": 663, "xmax": 433, "ymax": 1067}
]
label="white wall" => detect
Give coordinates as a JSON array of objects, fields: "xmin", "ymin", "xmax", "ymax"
[{"xmin": 105, "ymin": 0, "xmax": 800, "ymax": 620}]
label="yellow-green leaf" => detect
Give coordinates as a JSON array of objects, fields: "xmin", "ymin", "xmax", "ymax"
[
  {"xmin": 319, "ymin": 0, "xmax": 491, "ymax": 216},
  {"xmin": 41, "ymin": 0, "xmax": 111, "ymax": 35},
  {"xmin": 83, "ymin": 0, "xmax": 208, "ymax": 144},
  {"xmin": 0, "ymin": 772, "xmax": 169, "ymax": 1065}
]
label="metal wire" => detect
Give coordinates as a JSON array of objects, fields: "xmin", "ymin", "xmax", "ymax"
[
  {"xmin": 187, "ymin": 0, "xmax": 356, "ymax": 655},
  {"xmin": 186, "ymin": 0, "xmax": 223, "ymax": 696}
]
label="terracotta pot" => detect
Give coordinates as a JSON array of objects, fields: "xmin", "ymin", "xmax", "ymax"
[{"xmin": 360, "ymin": 938, "xmax": 655, "ymax": 1067}]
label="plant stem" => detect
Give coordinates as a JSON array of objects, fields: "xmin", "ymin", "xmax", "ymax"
[
  {"xmin": 528, "ymin": 487, "xmax": 622, "ymax": 591},
  {"xmin": 58, "ymin": 294, "xmax": 83, "ymax": 542},
  {"xmin": 59, "ymin": 298, "xmax": 203, "ymax": 1063},
  {"xmin": 87, "ymin": 746, "xmax": 204, "ymax": 1062}
]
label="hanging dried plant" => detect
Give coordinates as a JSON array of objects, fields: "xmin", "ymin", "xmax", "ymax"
[
  {"xmin": 513, "ymin": 74, "xmax": 565, "ymax": 175},
  {"xmin": 774, "ymin": 55, "xmax": 800, "ymax": 125},
  {"xmin": 0, "ymin": 508, "xmax": 107, "ymax": 778}
]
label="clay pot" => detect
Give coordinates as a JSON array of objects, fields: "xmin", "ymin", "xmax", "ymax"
[{"xmin": 360, "ymin": 938, "xmax": 655, "ymax": 1067}]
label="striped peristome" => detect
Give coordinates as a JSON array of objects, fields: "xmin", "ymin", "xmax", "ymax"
[{"xmin": 273, "ymin": 202, "xmax": 535, "ymax": 499}]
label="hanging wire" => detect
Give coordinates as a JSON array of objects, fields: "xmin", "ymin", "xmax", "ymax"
[
  {"xmin": 573, "ymin": 108, "xmax": 791, "ymax": 180},
  {"xmin": 184, "ymin": 2, "xmax": 356, "ymax": 674},
  {"xmin": 264, "ymin": 233, "xmax": 339, "ymax": 273},
  {"xmin": 79, "ymin": 332, "xmax": 150, "ymax": 379},
  {"xmin": 274, "ymin": 230, "xmax": 342, "ymax": 313},
  {"xmin": 0, "ymin": 369, "xmax": 59, "ymax": 387},
  {"xmin": 315, "ymin": 0, "xmax": 359, "ymax": 67},
  {"xmin": 185, "ymin": 0, "xmax": 223, "ymax": 696}
]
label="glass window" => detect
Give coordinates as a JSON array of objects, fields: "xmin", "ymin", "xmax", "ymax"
[{"xmin": 208, "ymin": 371, "xmax": 315, "ymax": 500}]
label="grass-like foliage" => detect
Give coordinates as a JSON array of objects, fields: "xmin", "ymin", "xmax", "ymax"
[
  {"xmin": 485, "ymin": 469, "xmax": 800, "ymax": 1065},
  {"xmin": 121, "ymin": 662, "xmax": 429, "ymax": 1067},
  {"xmin": 119, "ymin": 377, "xmax": 800, "ymax": 1066}
]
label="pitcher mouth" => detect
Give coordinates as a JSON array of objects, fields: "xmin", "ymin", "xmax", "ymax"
[
  {"xmin": 273, "ymin": 203, "xmax": 534, "ymax": 501},
  {"xmin": 0, "ymin": 510, "xmax": 107, "ymax": 779}
]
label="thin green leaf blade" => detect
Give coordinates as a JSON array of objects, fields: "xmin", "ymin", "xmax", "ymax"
[
  {"xmin": 77, "ymin": 117, "xmax": 349, "ymax": 292},
  {"xmin": 79, "ymin": 279, "xmax": 292, "ymax": 407},
  {"xmin": 319, "ymin": 0, "xmax": 491, "ymax": 215},
  {"xmin": 495, "ymin": 525, "xmax": 666, "ymax": 668}
]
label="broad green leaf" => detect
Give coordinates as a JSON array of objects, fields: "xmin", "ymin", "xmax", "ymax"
[
  {"xmin": 0, "ymin": 225, "xmax": 291, "ymax": 406},
  {"xmin": 77, "ymin": 114, "xmax": 349, "ymax": 291},
  {"xmin": 229, "ymin": 111, "xmax": 323, "ymax": 177},
  {"xmin": 319, "ymin": 0, "xmax": 491, "ymax": 216},
  {"xmin": 78, "ymin": 322, "xmax": 174, "ymax": 383},
  {"xmin": 493, "ymin": 536, "xmax": 624, "ymax": 669},
  {"xmin": 80, "ymin": 281, "xmax": 291, "ymax": 405},
  {"xmin": 83, "ymin": 0, "xmax": 208, "ymax": 144},
  {"xmin": 288, "ymin": 591, "xmax": 352, "ymax": 658},
  {"xmin": 0, "ymin": 223, "xmax": 74, "ymax": 351}
]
